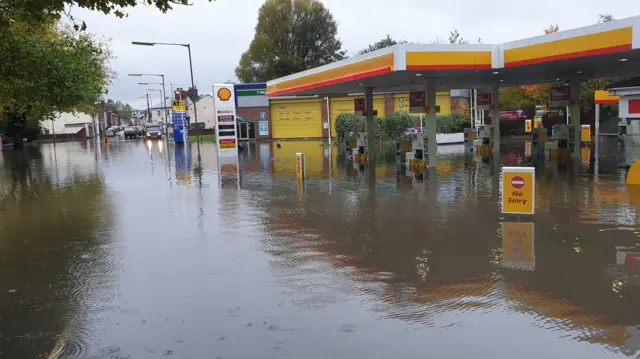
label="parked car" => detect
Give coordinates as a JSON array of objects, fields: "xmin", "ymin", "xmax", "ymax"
[
  {"xmin": 404, "ymin": 127, "xmax": 425, "ymax": 136},
  {"xmin": 145, "ymin": 125, "xmax": 162, "ymax": 139},
  {"xmin": 124, "ymin": 126, "xmax": 142, "ymax": 139}
]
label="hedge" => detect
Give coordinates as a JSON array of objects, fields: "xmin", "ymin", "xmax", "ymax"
[{"xmin": 335, "ymin": 111, "xmax": 470, "ymax": 145}]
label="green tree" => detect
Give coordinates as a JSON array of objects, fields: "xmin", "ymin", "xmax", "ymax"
[
  {"xmin": 1, "ymin": 0, "xmax": 214, "ymax": 30},
  {"xmin": 235, "ymin": 0, "xmax": 346, "ymax": 83},
  {"xmin": 500, "ymin": 87, "xmax": 534, "ymax": 107},
  {"xmin": 358, "ymin": 35, "xmax": 407, "ymax": 55},
  {"xmin": 103, "ymin": 99, "xmax": 133, "ymax": 120},
  {"xmin": 0, "ymin": 21, "xmax": 112, "ymax": 147}
]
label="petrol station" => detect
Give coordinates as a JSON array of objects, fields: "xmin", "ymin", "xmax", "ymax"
[{"xmin": 266, "ymin": 16, "xmax": 640, "ymax": 175}]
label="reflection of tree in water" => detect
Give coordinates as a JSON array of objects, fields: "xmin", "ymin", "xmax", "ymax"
[
  {"xmin": 0, "ymin": 147, "xmax": 115, "ymax": 359},
  {"xmin": 250, "ymin": 187, "xmax": 640, "ymax": 355}
]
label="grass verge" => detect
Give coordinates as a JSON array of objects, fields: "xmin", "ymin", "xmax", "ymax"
[{"xmin": 188, "ymin": 134, "xmax": 216, "ymax": 142}]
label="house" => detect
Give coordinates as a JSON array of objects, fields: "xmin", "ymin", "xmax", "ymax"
[
  {"xmin": 187, "ymin": 95, "xmax": 215, "ymax": 129},
  {"xmin": 41, "ymin": 112, "xmax": 97, "ymax": 139}
]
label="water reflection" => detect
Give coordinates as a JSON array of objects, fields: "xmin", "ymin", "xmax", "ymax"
[
  {"xmin": 2, "ymin": 137, "xmax": 640, "ymax": 358},
  {"xmin": 0, "ymin": 143, "xmax": 114, "ymax": 359},
  {"xmin": 238, "ymin": 137, "xmax": 640, "ymax": 357}
]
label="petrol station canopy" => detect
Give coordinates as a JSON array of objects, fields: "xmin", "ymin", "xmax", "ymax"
[{"xmin": 266, "ymin": 16, "xmax": 640, "ymax": 97}]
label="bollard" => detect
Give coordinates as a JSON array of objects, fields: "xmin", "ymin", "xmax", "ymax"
[
  {"xmin": 296, "ymin": 152, "xmax": 305, "ymax": 196},
  {"xmin": 296, "ymin": 152, "xmax": 305, "ymax": 182}
]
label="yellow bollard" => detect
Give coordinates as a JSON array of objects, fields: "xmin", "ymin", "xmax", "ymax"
[{"xmin": 627, "ymin": 159, "xmax": 640, "ymax": 185}]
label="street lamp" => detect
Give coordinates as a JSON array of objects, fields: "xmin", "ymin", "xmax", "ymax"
[
  {"xmin": 132, "ymin": 41, "xmax": 201, "ymax": 157},
  {"xmin": 129, "ymin": 74, "xmax": 168, "ymax": 128}
]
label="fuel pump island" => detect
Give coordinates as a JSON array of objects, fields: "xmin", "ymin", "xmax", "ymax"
[{"xmin": 265, "ymin": 16, "xmax": 640, "ymax": 197}]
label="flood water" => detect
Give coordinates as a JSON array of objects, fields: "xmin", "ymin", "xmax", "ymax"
[{"xmin": 1, "ymin": 137, "xmax": 640, "ymax": 359}]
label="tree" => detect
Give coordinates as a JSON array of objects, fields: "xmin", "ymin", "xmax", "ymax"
[
  {"xmin": 544, "ymin": 24, "xmax": 559, "ymax": 34},
  {"xmin": 103, "ymin": 99, "xmax": 133, "ymax": 120},
  {"xmin": 0, "ymin": 21, "xmax": 112, "ymax": 147},
  {"xmin": 1, "ymin": 0, "xmax": 214, "ymax": 30},
  {"xmin": 449, "ymin": 29, "xmax": 469, "ymax": 44},
  {"xmin": 235, "ymin": 0, "xmax": 346, "ymax": 83},
  {"xmin": 358, "ymin": 35, "xmax": 406, "ymax": 55},
  {"xmin": 597, "ymin": 13, "xmax": 614, "ymax": 23},
  {"xmin": 500, "ymin": 87, "xmax": 533, "ymax": 107}
]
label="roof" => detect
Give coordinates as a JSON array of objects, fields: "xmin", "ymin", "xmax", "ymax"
[
  {"xmin": 606, "ymin": 76, "xmax": 640, "ymax": 89},
  {"xmin": 267, "ymin": 16, "xmax": 640, "ymax": 97}
]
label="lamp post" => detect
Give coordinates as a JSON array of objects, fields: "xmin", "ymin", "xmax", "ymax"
[
  {"xmin": 146, "ymin": 88, "xmax": 163, "ymax": 124},
  {"xmin": 132, "ymin": 41, "xmax": 201, "ymax": 159},
  {"xmin": 129, "ymin": 73, "xmax": 167, "ymax": 129}
]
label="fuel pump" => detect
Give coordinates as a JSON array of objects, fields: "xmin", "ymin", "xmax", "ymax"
[
  {"xmin": 619, "ymin": 119, "xmax": 640, "ymax": 167},
  {"xmin": 531, "ymin": 127, "xmax": 548, "ymax": 156},
  {"xmin": 345, "ymin": 134, "xmax": 357, "ymax": 157},
  {"xmin": 405, "ymin": 132, "xmax": 427, "ymax": 172},
  {"xmin": 464, "ymin": 128, "xmax": 477, "ymax": 154},
  {"xmin": 475, "ymin": 125, "xmax": 494, "ymax": 156},
  {"xmin": 395, "ymin": 135, "xmax": 412, "ymax": 166},
  {"xmin": 355, "ymin": 132, "xmax": 368, "ymax": 163},
  {"xmin": 546, "ymin": 124, "xmax": 574, "ymax": 160}
]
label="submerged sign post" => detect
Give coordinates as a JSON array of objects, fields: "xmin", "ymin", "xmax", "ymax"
[
  {"xmin": 213, "ymin": 84, "xmax": 238, "ymax": 155},
  {"xmin": 502, "ymin": 167, "xmax": 535, "ymax": 215},
  {"xmin": 172, "ymin": 100, "xmax": 188, "ymax": 143}
]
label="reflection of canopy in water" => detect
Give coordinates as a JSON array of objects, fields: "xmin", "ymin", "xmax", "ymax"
[{"xmin": 249, "ymin": 187, "xmax": 640, "ymax": 356}]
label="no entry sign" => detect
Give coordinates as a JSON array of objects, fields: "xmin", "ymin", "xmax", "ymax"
[
  {"xmin": 502, "ymin": 167, "xmax": 535, "ymax": 215},
  {"xmin": 511, "ymin": 176, "xmax": 525, "ymax": 190}
]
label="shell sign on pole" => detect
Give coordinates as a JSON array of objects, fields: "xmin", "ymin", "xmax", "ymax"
[{"xmin": 214, "ymin": 84, "xmax": 238, "ymax": 155}]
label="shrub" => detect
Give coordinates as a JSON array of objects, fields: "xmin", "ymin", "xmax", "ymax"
[
  {"xmin": 334, "ymin": 112, "xmax": 383, "ymax": 145},
  {"xmin": 383, "ymin": 111, "xmax": 414, "ymax": 139},
  {"xmin": 436, "ymin": 113, "xmax": 470, "ymax": 134},
  {"xmin": 334, "ymin": 110, "xmax": 470, "ymax": 145}
]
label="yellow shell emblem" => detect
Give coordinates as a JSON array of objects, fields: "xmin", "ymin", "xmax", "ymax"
[{"xmin": 217, "ymin": 87, "xmax": 232, "ymax": 101}]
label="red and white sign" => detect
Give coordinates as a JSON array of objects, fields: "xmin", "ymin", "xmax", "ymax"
[
  {"xmin": 477, "ymin": 92, "xmax": 491, "ymax": 110},
  {"xmin": 218, "ymin": 114, "xmax": 235, "ymax": 122},
  {"xmin": 354, "ymin": 98, "xmax": 365, "ymax": 116},
  {"xmin": 511, "ymin": 176, "xmax": 525, "ymax": 190},
  {"xmin": 410, "ymin": 91, "xmax": 425, "ymax": 113},
  {"xmin": 549, "ymin": 86, "xmax": 571, "ymax": 107},
  {"xmin": 214, "ymin": 84, "xmax": 238, "ymax": 155}
]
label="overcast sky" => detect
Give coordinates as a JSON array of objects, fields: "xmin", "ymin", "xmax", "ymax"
[{"xmin": 72, "ymin": 0, "xmax": 638, "ymax": 109}]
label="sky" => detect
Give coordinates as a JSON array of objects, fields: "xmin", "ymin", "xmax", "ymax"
[{"xmin": 72, "ymin": 0, "xmax": 639, "ymax": 109}]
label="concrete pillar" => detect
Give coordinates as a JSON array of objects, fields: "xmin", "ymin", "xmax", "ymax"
[
  {"xmin": 364, "ymin": 87, "xmax": 375, "ymax": 162},
  {"xmin": 425, "ymin": 80, "xmax": 437, "ymax": 168},
  {"xmin": 570, "ymin": 79, "xmax": 581, "ymax": 152},
  {"xmin": 492, "ymin": 84, "xmax": 500, "ymax": 154}
]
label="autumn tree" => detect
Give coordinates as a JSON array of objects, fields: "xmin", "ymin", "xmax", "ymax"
[
  {"xmin": 359, "ymin": 35, "xmax": 407, "ymax": 55},
  {"xmin": 235, "ymin": 0, "xmax": 346, "ymax": 83}
]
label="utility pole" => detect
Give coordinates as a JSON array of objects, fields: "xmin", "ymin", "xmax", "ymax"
[
  {"xmin": 146, "ymin": 93, "xmax": 151, "ymax": 123},
  {"xmin": 160, "ymin": 74, "xmax": 167, "ymax": 132}
]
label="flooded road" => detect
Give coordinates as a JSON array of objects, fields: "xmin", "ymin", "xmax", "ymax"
[{"xmin": 1, "ymin": 137, "xmax": 640, "ymax": 359}]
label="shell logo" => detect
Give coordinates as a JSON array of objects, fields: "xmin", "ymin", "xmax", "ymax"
[{"xmin": 217, "ymin": 87, "xmax": 232, "ymax": 101}]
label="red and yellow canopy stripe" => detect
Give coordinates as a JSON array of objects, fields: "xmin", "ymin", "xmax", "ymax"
[{"xmin": 505, "ymin": 27, "xmax": 632, "ymax": 67}]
